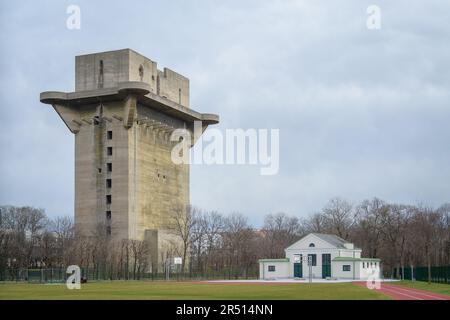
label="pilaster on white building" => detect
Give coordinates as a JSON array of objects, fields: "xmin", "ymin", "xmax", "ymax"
[{"xmin": 259, "ymin": 233, "xmax": 381, "ymax": 280}]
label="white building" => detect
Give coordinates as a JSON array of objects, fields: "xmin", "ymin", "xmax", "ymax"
[{"xmin": 259, "ymin": 233, "xmax": 380, "ymax": 280}]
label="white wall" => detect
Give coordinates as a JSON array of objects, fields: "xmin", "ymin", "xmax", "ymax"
[
  {"xmin": 332, "ymin": 261, "xmax": 357, "ymax": 279},
  {"xmin": 259, "ymin": 261, "xmax": 289, "ymax": 279},
  {"xmin": 331, "ymin": 261, "xmax": 381, "ymax": 280}
]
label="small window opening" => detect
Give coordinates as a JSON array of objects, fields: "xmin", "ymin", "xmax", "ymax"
[
  {"xmin": 98, "ymin": 168, "xmax": 102, "ymax": 174},
  {"xmin": 98, "ymin": 60, "xmax": 104, "ymax": 88},
  {"xmin": 106, "ymin": 195, "xmax": 112, "ymax": 204},
  {"xmin": 268, "ymin": 265, "xmax": 276, "ymax": 272},
  {"xmin": 106, "ymin": 179, "xmax": 112, "ymax": 188},
  {"xmin": 156, "ymin": 75, "xmax": 160, "ymax": 95},
  {"xmin": 139, "ymin": 65, "xmax": 144, "ymax": 81},
  {"xmin": 106, "ymin": 211, "xmax": 111, "ymax": 220},
  {"xmin": 309, "ymin": 243, "xmax": 315, "ymax": 247},
  {"xmin": 107, "ymin": 131, "xmax": 112, "ymax": 140},
  {"xmin": 107, "ymin": 163, "xmax": 112, "ymax": 172},
  {"xmin": 107, "ymin": 147, "xmax": 113, "ymax": 156}
]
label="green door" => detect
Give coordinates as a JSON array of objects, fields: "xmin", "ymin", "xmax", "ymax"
[
  {"xmin": 322, "ymin": 254, "xmax": 331, "ymax": 278},
  {"xmin": 294, "ymin": 256, "xmax": 302, "ymax": 278}
]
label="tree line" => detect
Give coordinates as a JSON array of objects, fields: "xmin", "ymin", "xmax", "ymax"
[{"xmin": 0, "ymin": 197, "xmax": 448, "ymax": 280}]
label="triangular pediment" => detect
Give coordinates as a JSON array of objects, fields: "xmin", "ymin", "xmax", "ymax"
[{"xmin": 285, "ymin": 233, "xmax": 346, "ymax": 250}]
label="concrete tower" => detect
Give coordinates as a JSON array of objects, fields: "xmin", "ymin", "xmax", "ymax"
[{"xmin": 40, "ymin": 49, "xmax": 219, "ymax": 268}]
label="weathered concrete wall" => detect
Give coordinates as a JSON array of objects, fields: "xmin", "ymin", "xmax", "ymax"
[
  {"xmin": 75, "ymin": 49, "xmax": 130, "ymax": 91},
  {"xmin": 74, "ymin": 101, "xmax": 131, "ymax": 239},
  {"xmin": 134, "ymin": 104, "xmax": 189, "ymax": 233},
  {"xmin": 128, "ymin": 50, "xmax": 158, "ymax": 94},
  {"xmin": 75, "ymin": 49, "xmax": 189, "ymax": 107},
  {"xmin": 74, "ymin": 107, "xmax": 99, "ymax": 236},
  {"xmin": 73, "ymin": 99, "xmax": 190, "ymax": 269},
  {"xmin": 157, "ymin": 68, "xmax": 189, "ymax": 107}
]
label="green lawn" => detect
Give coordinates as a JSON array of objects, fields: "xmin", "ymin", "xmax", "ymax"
[
  {"xmin": 0, "ymin": 281, "xmax": 389, "ymax": 300},
  {"xmin": 390, "ymin": 280, "xmax": 450, "ymax": 296}
]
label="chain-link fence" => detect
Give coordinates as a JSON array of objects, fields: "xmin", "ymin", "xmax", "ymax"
[
  {"xmin": 394, "ymin": 266, "xmax": 449, "ymax": 284},
  {"xmin": 0, "ymin": 267, "xmax": 258, "ymax": 283}
]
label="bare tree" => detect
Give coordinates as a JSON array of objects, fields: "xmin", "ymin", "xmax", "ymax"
[
  {"xmin": 410, "ymin": 206, "xmax": 441, "ymax": 283},
  {"xmin": 222, "ymin": 213, "xmax": 256, "ymax": 279},
  {"xmin": 261, "ymin": 212, "xmax": 302, "ymax": 258},
  {"xmin": 321, "ymin": 197, "xmax": 354, "ymax": 239},
  {"xmin": 130, "ymin": 240, "xmax": 149, "ymax": 279},
  {"xmin": 354, "ymin": 198, "xmax": 387, "ymax": 258},
  {"xmin": 303, "ymin": 212, "xmax": 326, "ymax": 233},
  {"xmin": 436, "ymin": 203, "xmax": 450, "ymax": 265},
  {"xmin": 50, "ymin": 216, "xmax": 74, "ymax": 267},
  {"xmin": 169, "ymin": 204, "xmax": 199, "ymax": 271},
  {"xmin": 190, "ymin": 210, "xmax": 224, "ymax": 273}
]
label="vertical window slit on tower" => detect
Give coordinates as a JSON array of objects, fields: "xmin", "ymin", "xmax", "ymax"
[
  {"xmin": 106, "ymin": 179, "xmax": 112, "ymax": 188},
  {"xmin": 139, "ymin": 65, "xmax": 144, "ymax": 81},
  {"xmin": 98, "ymin": 60, "xmax": 104, "ymax": 88},
  {"xmin": 107, "ymin": 163, "xmax": 112, "ymax": 172},
  {"xmin": 156, "ymin": 75, "xmax": 160, "ymax": 95},
  {"xmin": 107, "ymin": 147, "xmax": 113, "ymax": 156},
  {"xmin": 106, "ymin": 195, "xmax": 111, "ymax": 204},
  {"xmin": 106, "ymin": 211, "xmax": 111, "ymax": 220},
  {"xmin": 107, "ymin": 131, "xmax": 112, "ymax": 139}
]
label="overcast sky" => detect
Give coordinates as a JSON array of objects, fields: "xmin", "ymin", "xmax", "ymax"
[{"xmin": 0, "ymin": 1, "xmax": 449, "ymax": 226}]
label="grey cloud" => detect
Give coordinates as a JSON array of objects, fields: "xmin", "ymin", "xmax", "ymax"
[{"xmin": 1, "ymin": 1, "xmax": 449, "ymax": 226}]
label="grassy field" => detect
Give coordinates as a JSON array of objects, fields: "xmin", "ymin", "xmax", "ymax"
[
  {"xmin": 0, "ymin": 281, "xmax": 390, "ymax": 300},
  {"xmin": 390, "ymin": 281, "xmax": 450, "ymax": 296}
]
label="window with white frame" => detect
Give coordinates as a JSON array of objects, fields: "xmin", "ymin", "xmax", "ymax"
[{"xmin": 268, "ymin": 265, "xmax": 276, "ymax": 272}]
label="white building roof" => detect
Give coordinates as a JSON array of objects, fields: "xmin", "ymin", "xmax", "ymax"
[{"xmin": 309, "ymin": 233, "xmax": 349, "ymax": 249}]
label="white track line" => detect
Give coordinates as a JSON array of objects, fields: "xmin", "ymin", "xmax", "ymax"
[
  {"xmin": 382, "ymin": 285, "xmax": 447, "ymax": 300},
  {"xmin": 378, "ymin": 287, "xmax": 423, "ymax": 300}
]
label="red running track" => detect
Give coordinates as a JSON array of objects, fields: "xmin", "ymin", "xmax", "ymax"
[{"xmin": 356, "ymin": 282, "xmax": 450, "ymax": 300}]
